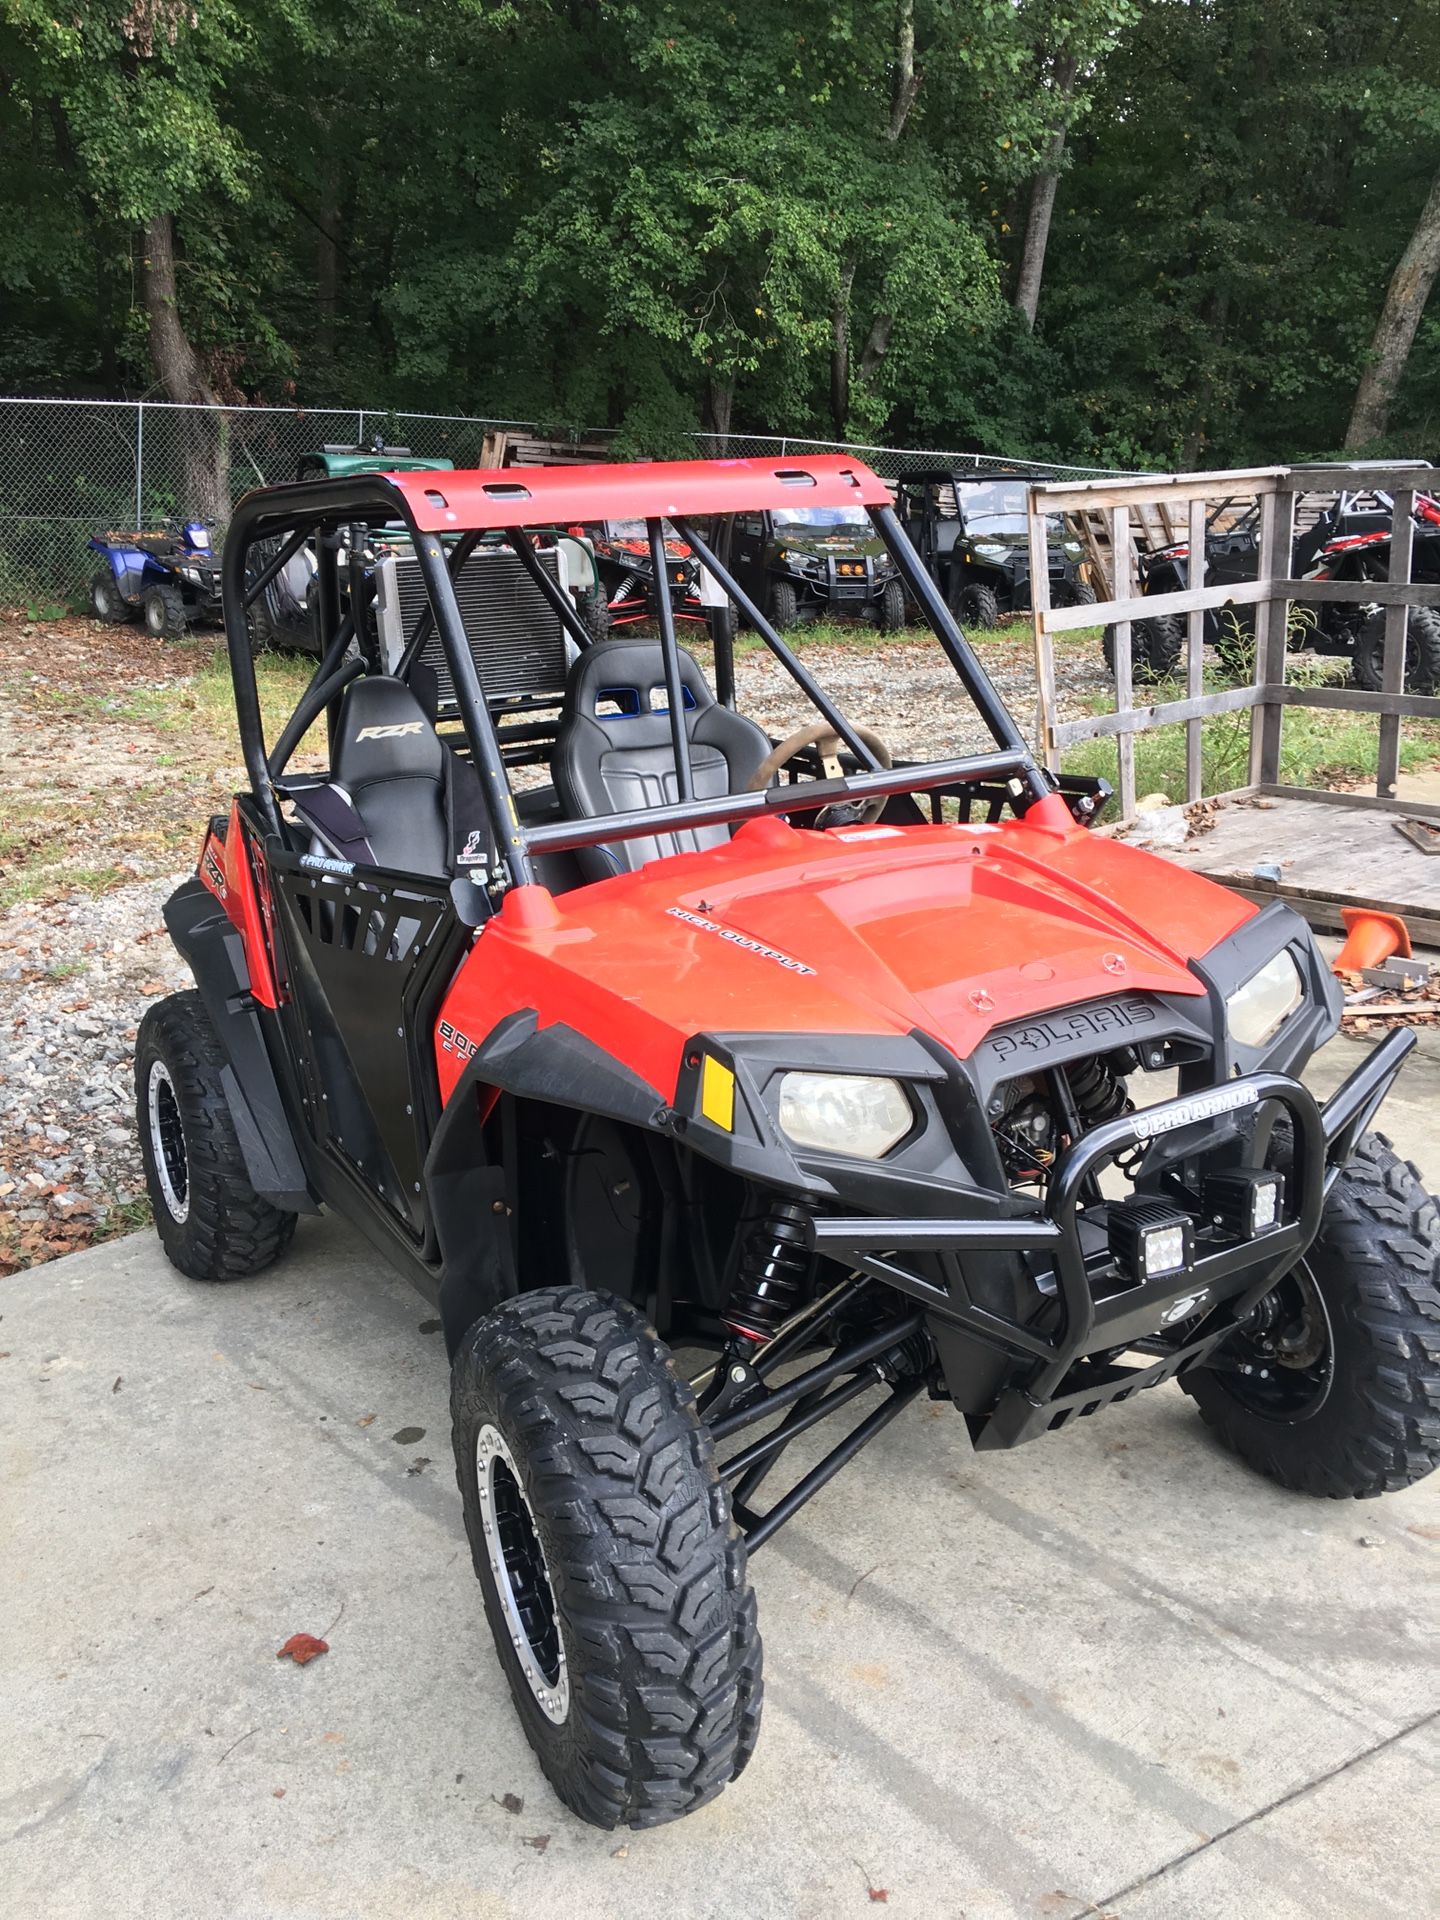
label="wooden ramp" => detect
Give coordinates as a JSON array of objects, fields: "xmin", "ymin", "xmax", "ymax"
[{"xmin": 1159, "ymin": 786, "xmax": 1440, "ymax": 947}]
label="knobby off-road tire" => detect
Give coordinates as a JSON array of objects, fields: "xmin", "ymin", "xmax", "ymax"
[
  {"xmin": 1183, "ymin": 1132, "xmax": 1440, "ymax": 1498},
  {"xmin": 452, "ymin": 1287, "xmax": 762, "ymax": 1829},
  {"xmin": 880, "ymin": 577, "xmax": 908, "ymax": 633},
  {"xmin": 769, "ymin": 579, "xmax": 799, "ymax": 631},
  {"xmin": 90, "ymin": 570, "xmax": 131, "ymax": 624},
  {"xmin": 135, "ymin": 991, "xmax": 297, "ymax": 1281},
  {"xmin": 1054, "ymin": 579, "xmax": 1097, "ymax": 610},
  {"xmin": 955, "ymin": 580, "xmax": 1001, "ymax": 631},
  {"xmin": 1104, "ymin": 614, "xmax": 1183, "ymax": 684},
  {"xmin": 581, "ymin": 589, "xmax": 613, "ymax": 643},
  {"xmin": 1352, "ymin": 606, "xmax": 1440, "ymax": 696},
  {"xmin": 143, "ymin": 581, "xmax": 187, "ymax": 639}
]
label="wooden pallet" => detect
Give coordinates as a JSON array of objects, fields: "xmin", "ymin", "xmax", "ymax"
[
  {"xmin": 478, "ymin": 428, "xmax": 611, "ymax": 469},
  {"xmin": 1157, "ymin": 786, "xmax": 1440, "ymax": 947}
]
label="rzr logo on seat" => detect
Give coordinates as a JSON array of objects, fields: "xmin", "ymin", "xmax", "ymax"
[{"xmin": 356, "ymin": 722, "xmax": 424, "ymax": 741}]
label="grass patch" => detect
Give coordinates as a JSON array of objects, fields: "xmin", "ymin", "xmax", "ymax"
[
  {"xmin": 1064, "ymin": 659, "xmax": 1440, "ymax": 801},
  {"xmin": 0, "ymin": 861, "xmax": 128, "ymax": 914},
  {"xmin": 92, "ymin": 1196, "xmax": 154, "ymax": 1246}
]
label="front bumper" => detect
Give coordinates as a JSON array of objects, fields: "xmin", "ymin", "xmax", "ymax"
[{"xmin": 807, "ymin": 1029, "xmax": 1415, "ymax": 1448}]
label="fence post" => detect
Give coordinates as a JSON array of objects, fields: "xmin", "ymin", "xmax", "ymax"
[
  {"xmin": 135, "ymin": 401, "xmax": 144, "ymax": 527},
  {"xmin": 1110, "ymin": 503, "xmax": 1137, "ymax": 820},
  {"xmin": 1377, "ymin": 488, "xmax": 1415, "ymax": 800},
  {"xmin": 1027, "ymin": 486, "xmax": 1060, "ymax": 777},
  {"xmin": 1184, "ymin": 495, "xmax": 1206, "ymax": 802},
  {"xmin": 1247, "ymin": 485, "xmax": 1293, "ymax": 789},
  {"xmin": 357, "ymin": 409, "xmax": 365, "ymax": 446}
]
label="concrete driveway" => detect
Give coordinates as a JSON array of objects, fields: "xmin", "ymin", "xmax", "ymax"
[{"xmin": 3, "ymin": 1028, "xmax": 1438, "ymax": 1920}]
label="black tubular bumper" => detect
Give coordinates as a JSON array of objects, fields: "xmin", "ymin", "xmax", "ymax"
[{"xmin": 808, "ymin": 1030, "xmax": 1416, "ymax": 1449}]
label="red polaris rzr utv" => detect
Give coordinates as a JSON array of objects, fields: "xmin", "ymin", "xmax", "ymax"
[{"xmin": 137, "ymin": 457, "xmax": 1440, "ymax": 1831}]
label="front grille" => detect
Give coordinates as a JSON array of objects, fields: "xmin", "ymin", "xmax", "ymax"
[{"xmin": 376, "ymin": 548, "xmax": 571, "ymax": 711}]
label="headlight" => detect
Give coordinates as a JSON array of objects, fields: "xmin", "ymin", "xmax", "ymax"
[
  {"xmin": 777, "ymin": 1072, "xmax": 912, "ymax": 1158},
  {"xmin": 1225, "ymin": 950, "xmax": 1303, "ymax": 1048},
  {"xmin": 973, "ymin": 542, "xmax": 1009, "ymax": 563}
]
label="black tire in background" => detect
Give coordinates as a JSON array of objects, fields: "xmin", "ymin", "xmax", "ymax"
[
  {"xmin": 452, "ymin": 1286, "xmax": 762, "ymax": 1829},
  {"xmin": 769, "ymin": 579, "xmax": 799, "ymax": 631},
  {"xmin": 1054, "ymin": 580, "xmax": 1098, "ymax": 610},
  {"xmin": 880, "ymin": 578, "xmax": 908, "ymax": 633},
  {"xmin": 1103, "ymin": 614, "xmax": 1183, "ymax": 684},
  {"xmin": 143, "ymin": 581, "xmax": 187, "ymax": 639},
  {"xmin": 1183, "ymin": 1131, "xmax": 1440, "ymax": 1498},
  {"xmin": 90, "ymin": 570, "xmax": 132, "ymax": 624},
  {"xmin": 1352, "ymin": 606, "xmax": 1440, "ymax": 695},
  {"xmin": 581, "ymin": 589, "xmax": 612, "ymax": 642},
  {"xmin": 134, "ymin": 990, "xmax": 297, "ymax": 1281},
  {"xmin": 956, "ymin": 581, "xmax": 1001, "ymax": 630}
]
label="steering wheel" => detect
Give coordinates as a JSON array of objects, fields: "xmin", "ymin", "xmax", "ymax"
[{"xmin": 746, "ymin": 719, "xmax": 894, "ymax": 826}]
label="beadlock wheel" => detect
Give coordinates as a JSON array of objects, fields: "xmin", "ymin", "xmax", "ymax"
[
  {"xmin": 474, "ymin": 1422, "xmax": 570, "ymax": 1724},
  {"xmin": 146, "ymin": 1057, "xmax": 190, "ymax": 1223}
]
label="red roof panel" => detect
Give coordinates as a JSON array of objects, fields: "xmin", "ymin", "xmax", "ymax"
[{"xmin": 382, "ymin": 455, "xmax": 892, "ymax": 532}]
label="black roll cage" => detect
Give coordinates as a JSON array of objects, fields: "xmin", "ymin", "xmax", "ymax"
[{"xmin": 221, "ymin": 472, "xmax": 1051, "ymax": 889}]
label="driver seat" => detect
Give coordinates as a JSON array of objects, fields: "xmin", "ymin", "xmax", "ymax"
[{"xmin": 553, "ymin": 640, "xmax": 771, "ymax": 880}]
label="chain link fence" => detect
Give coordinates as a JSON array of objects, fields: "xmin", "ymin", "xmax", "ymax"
[{"xmin": 0, "ymin": 396, "xmax": 1122, "ymax": 607}]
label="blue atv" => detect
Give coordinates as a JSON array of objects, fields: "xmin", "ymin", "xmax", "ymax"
[{"xmin": 88, "ymin": 521, "xmax": 222, "ymax": 638}]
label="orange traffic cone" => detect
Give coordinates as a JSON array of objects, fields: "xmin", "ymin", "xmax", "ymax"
[{"xmin": 1332, "ymin": 906, "xmax": 1412, "ymax": 975}]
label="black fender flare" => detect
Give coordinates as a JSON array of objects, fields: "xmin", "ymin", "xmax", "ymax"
[
  {"xmin": 163, "ymin": 878, "xmax": 318, "ymax": 1212},
  {"xmin": 423, "ymin": 1010, "xmax": 670, "ymax": 1353}
]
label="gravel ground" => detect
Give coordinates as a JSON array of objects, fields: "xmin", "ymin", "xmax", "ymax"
[
  {"xmin": 0, "ymin": 611, "xmax": 1108, "ymax": 1271},
  {"xmin": 0, "ymin": 875, "xmax": 192, "ymax": 1266}
]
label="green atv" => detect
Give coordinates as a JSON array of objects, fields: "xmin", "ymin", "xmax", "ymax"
[
  {"xmin": 727, "ymin": 502, "xmax": 909, "ymax": 631},
  {"xmin": 895, "ymin": 468, "xmax": 1094, "ymax": 630}
]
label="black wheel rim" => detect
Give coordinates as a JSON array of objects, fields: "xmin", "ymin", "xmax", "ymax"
[
  {"xmin": 1215, "ymin": 1262, "xmax": 1334, "ymax": 1421},
  {"xmin": 475, "ymin": 1423, "xmax": 569, "ymax": 1721},
  {"xmin": 146, "ymin": 1059, "xmax": 189, "ymax": 1221}
]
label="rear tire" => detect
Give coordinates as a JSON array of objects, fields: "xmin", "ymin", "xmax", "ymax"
[
  {"xmin": 90, "ymin": 571, "xmax": 132, "ymax": 624},
  {"xmin": 1104, "ymin": 615, "xmax": 1183, "ymax": 684},
  {"xmin": 451, "ymin": 1286, "xmax": 762, "ymax": 1828},
  {"xmin": 143, "ymin": 581, "xmax": 187, "ymax": 639},
  {"xmin": 769, "ymin": 580, "xmax": 799, "ymax": 631},
  {"xmin": 1182, "ymin": 1132, "xmax": 1440, "ymax": 1498},
  {"xmin": 880, "ymin": 578, "xmax": 907, "ymax": 633},
  {"xmin": 135, "ymin": 991, "xmax": 297, "ymax": 1281},
  {"xmin": 1352, "ymin": 606, "xmax": 1440, "ymax": 695}
]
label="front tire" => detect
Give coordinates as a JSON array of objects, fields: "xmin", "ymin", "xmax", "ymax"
[
  {"xmin": 135, "ymin": 991, "xmax": 297, "ymax": 1280},
  {"xmin": 1183, "ymin": 1132, "xmax": 1440, "ymax": 1498},
  {"xmin": 955, "ymin": 581, "xmax": 1001, "ymax": 630},
  {"xmin": 143, "ymin": 581, "xmax": 187, "ymax": 639},
  {"xmin": 880, "ymin": 578, "xmax": 907, "ymax": 633},
  {"xmin": 768, "ymin": 579, "xmax": 799, "ymax": 631},
  {"xmin": 1053, "ymin": 579, "xmax": 1097, "ymax": 611},
  {"xmin": 452, "ymin": 1287, "xmax": 762, "ymax": 1828}
]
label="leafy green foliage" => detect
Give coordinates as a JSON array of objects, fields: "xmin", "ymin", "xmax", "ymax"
[{"xmin": 0, "ymin": 0, "xmax": 1437, "ymax": 459}]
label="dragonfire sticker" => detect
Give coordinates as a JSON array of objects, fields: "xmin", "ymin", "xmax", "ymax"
[{"xmin": 666, "ymin": 906, "xmax": 815, "ymax": 976}]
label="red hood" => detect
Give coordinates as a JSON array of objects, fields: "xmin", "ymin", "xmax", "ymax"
[{"xmin": 439, "ymin": 815, "xmax": 1254, "ymax": 1103}]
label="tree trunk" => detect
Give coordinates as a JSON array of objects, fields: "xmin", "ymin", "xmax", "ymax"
[
  {"xmin": 1345, "ymin": 160, "xmax": 1440, "ymax": 450},
  {"xmin": 889, "ymin": 0, "xmax": 921, "ymax": 140},
  {"xmin": 830, "ymin": 256, "xmax": 856, "ymax": 438},
  {"xmin": 1013, "ymin": 55, "xmax": 1077, "ymax": 332},
  {"xmin": 141, "ymin": 212, "xmax": 229, "ymax": 527},
  {"xmin": 705, "ymin": 372, "xmax": 735, "ymax": 448}
]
